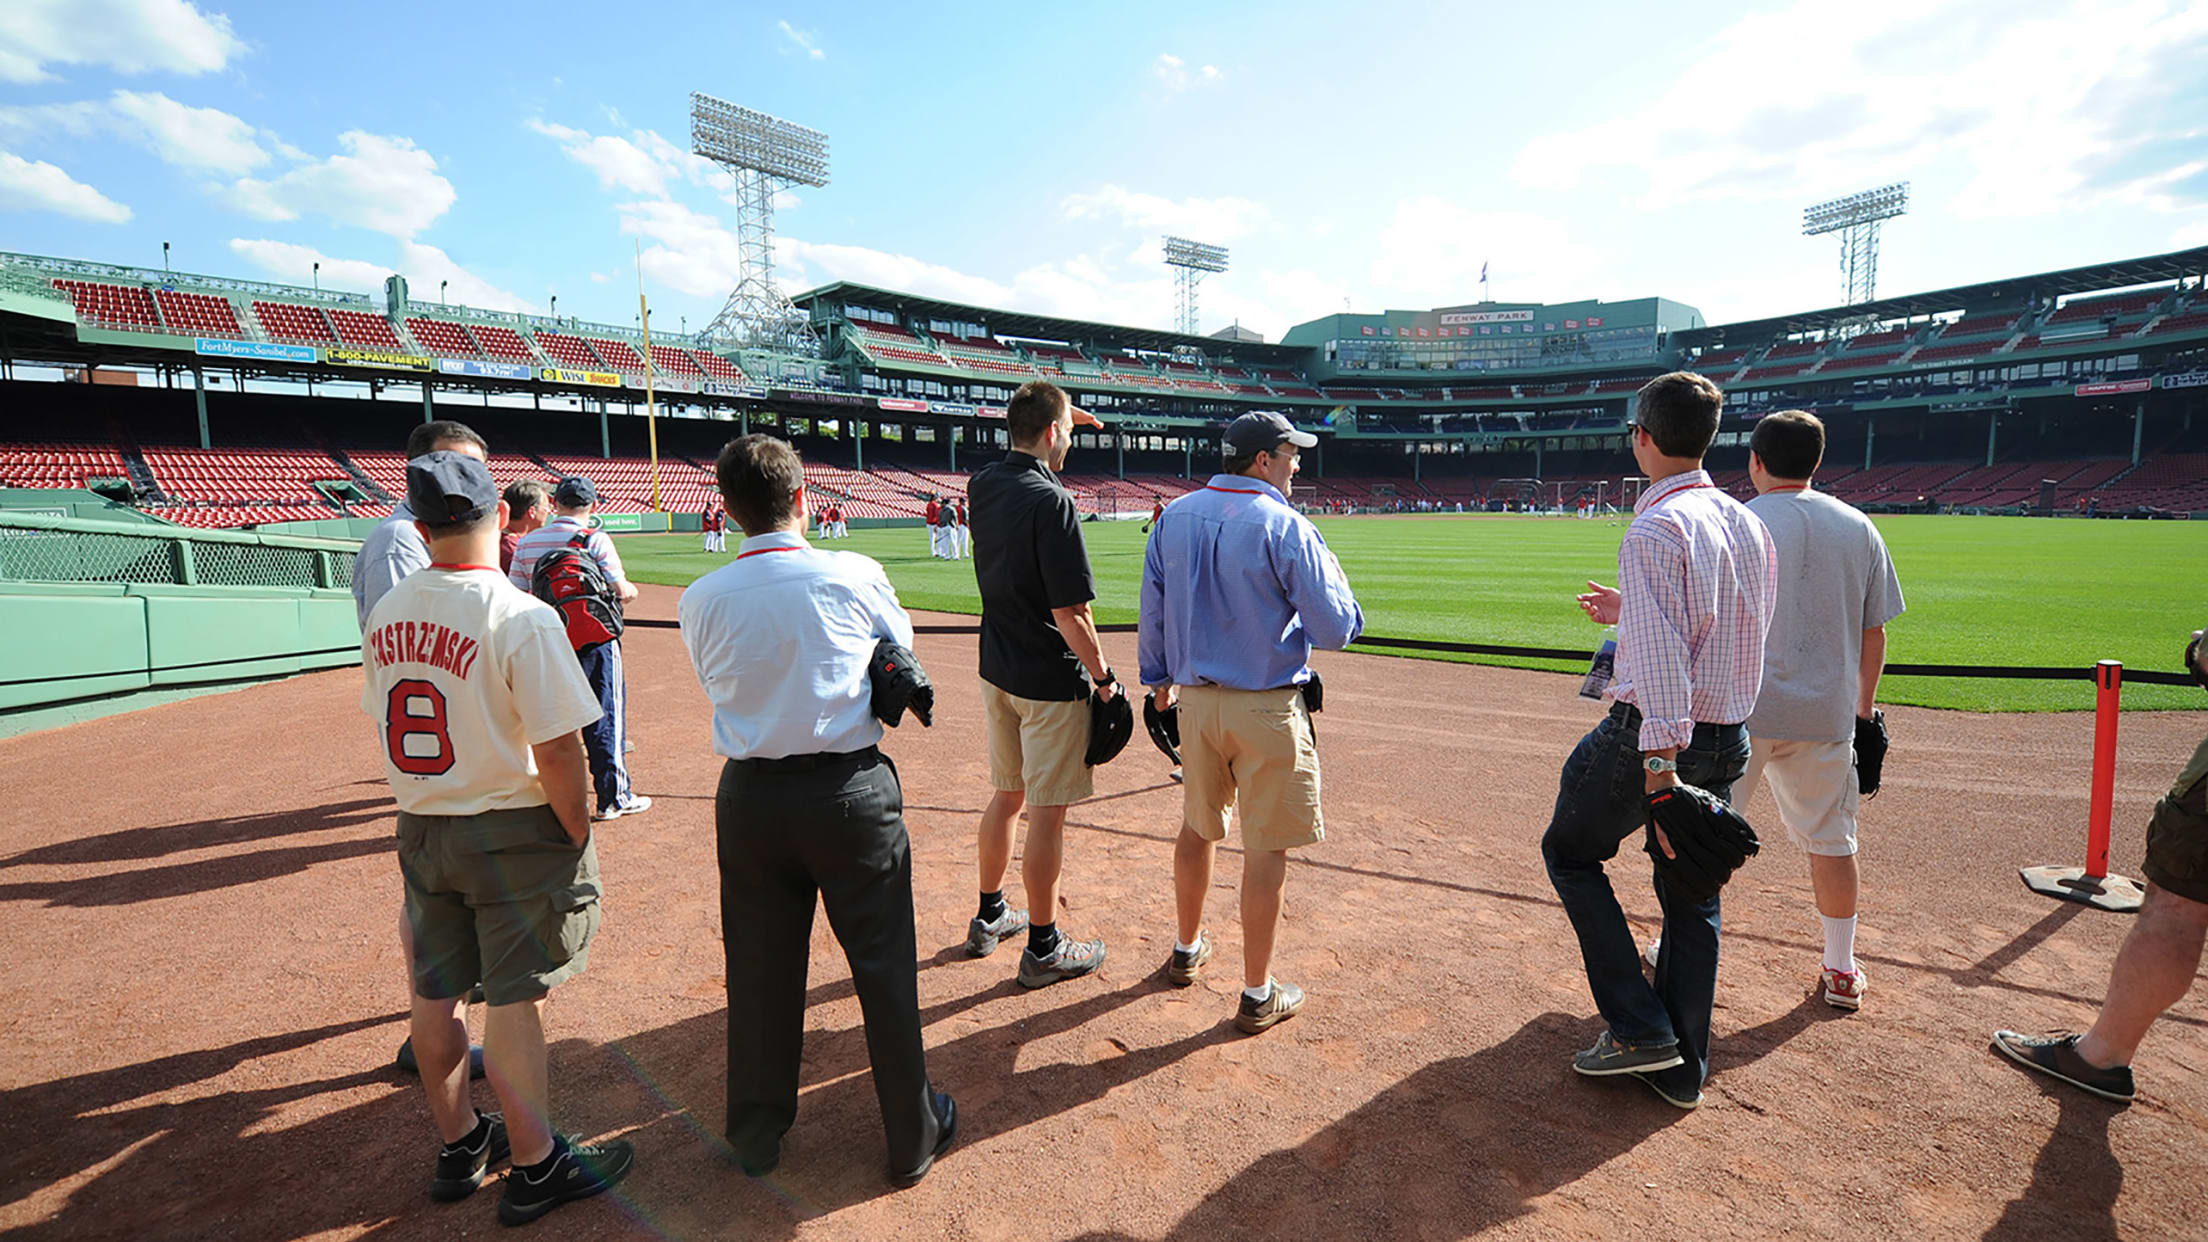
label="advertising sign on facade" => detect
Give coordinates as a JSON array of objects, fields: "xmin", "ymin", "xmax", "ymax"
[
  {"xmin": 327, "ymin": 347, "xmax": 432, "ymax": 372},
  {"xmin": 437, "ymin": 358, "xmax": 535, "ymax": 381},
  {"xmin": 194, "ymin": 338, "xmax": 317, "ymax": 363},
  {"xmin": 542, "ymin": 367, "xmax": 621, "ymax": 387},
  {"xmin": 2074, "ymin": 379, "xmax": 2152, "ymax": 396},
  {"xmin": 2159, "ymin": 371, "xmax": 2208, "ymax": 391},
  {"xmin": 1439, "ymin": 310, "xmax": 1535, "ymax": 325},
  {"xmin": 876, "ymin": 397, "xmax": 930, "ymax": 412}
]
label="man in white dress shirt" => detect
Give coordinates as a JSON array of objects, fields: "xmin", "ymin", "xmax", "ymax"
[{"xmin": 678, "ymin": 434, "xmax": 955, "ymax": 1188}]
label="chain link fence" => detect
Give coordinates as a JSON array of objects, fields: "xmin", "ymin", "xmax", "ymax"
[{"xmin": 0, "ymin": 513, "xmax": 358, "ymax": 589}]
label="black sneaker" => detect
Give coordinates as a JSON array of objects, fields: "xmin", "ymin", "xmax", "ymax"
[
  {"xmin": 889, "ymin": 1091, "xmax": 957, "ymax": 1188},
  {"xmin": 1235, "ymin": 979, "xmax": 1305, "ymax": 1034},
  {"xmin": 1017, "ymin": 935, "xmax": 1106, "ymax": 989},
  {"xmin": 965, "ymin": 906, "xmax": 1030, "ymax": 958},
  {"xmin": 1165, "ymin": 936, "xmax": 1212, "ymax": 987},
  {"xmin": 1992, "ymin": 1031, "xmax": 2136, "ymax": 1102},
  {"xmin": 430, "ymin": 1112, "xmax": 510, "ymax": 1202},
  {"xmin": 1633, "ymin": 1071, "xmax": 1704, "ymax": 1111},
  {"xmin": 496, "ymin": 1134, "xmax": 637, "ymax": 1226},
  {"xmin": 1570, "ymin": 1030, "xmax": 1686, "ymax": 1077}
]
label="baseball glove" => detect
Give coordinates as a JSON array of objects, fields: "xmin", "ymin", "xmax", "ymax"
[
  {"xmin": 1854, "ymin": 709, "xmax": 1889, "ymax": 798},
  {"xmin": 868, "ymin": 638, "xmax": 934, "ymax": 728},
  {"xmin": 1642, "ymin": 784, "xmax": 1760, "ymax": 906},
  {"xmin": 1086, "ymin": 688, "xmax": 1134, "ymax": 766},
  {"xmin": 2187, "ymin": 633, "xmax": 2208, "ymax": 692},
  {"xmin": 1143, "ymin": 695, "xmax": 1182, "ymax": 764}
]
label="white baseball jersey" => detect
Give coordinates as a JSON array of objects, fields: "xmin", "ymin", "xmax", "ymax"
[{"xmin": 360, "ymin": 565, "xmax": 604, "ymax": 816}]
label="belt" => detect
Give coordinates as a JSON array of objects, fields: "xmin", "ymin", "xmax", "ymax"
[
  {"xmin": 727, "ymin": 745, "xmax": 880, "ymax": 772},
  {"xmin": 1606, "ymin": 701, "xmax": 1745, "ymax": 734}
]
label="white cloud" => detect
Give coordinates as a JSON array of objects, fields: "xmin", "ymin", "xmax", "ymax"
[
  {"xmin": 617, "ymin": 199, "xmax": 747, "ymax": 298},
  {"xmin": 1510, "ymin": 0, "xmax": 2208, "ymax": 220},
  {"xmin": 0, "ymin": 151, "xmax": 131, "ymax": 222},
  {"xmin": 0, "ymin": 0, "xmax": 245, "ymax": 84},
  {"xmin": 1153, "ymin": 53, "xmax": 1223, "ymax": 92},
  {"xmin": 1061, "ymin": 184, "xmax": 1269, "ymax": 243},
  {"xmin": 778, "ymin": 20, "xmax": 825, "ymax": 60},
  {"xmin": 0, "ymin": 91, "xmax": 270, "ymax": 175},
  {"xmin": 1369, "ymin": 197, "xmax": 1602, "ymax": 304},
  {"xmin": 227, "ymin": 237, "xmax": 536, "ymax": 313},
  {"xmin": 530, "ymin": 118, "xmax": 720, "ymax": 200},
  {"xmin": 227, "ymin": 132, "xmax": 456, "ymax": 238}
]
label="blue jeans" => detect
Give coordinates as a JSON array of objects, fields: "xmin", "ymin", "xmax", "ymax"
[
  {"xmin": 576, "ymin": 641, "xmax": 632, "ymax": 813},
  {"xmin": 1541, "ymin": 702, "xmax": 1749, "ymax": 1094}
]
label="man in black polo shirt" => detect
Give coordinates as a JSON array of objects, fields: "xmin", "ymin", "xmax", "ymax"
[{"xmin": 965, "ymin": 379, "xmax": 1119, "ymax": 989}]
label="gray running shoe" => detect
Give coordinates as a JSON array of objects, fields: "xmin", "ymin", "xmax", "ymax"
[
  {"xmin": 1571, "ymin": 1030, "xmax": 1686, "ymax": 1077},
  {"xmin": 965, "ymin": 907, "xmax": 1030, "ymax": 958},
  {"xmin": 1165, "ymin": 936, "xmax": 1212, "ymax": 987},
  {"xmin": 1235, "ymin": 978, "xmax": 1305, "ymax": 1033},
  {"xmin": 1016, "ymin": 934, "xmax": 1106, "ymax": 989}
]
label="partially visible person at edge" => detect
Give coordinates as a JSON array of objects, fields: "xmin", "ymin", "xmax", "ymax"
[
  {"xmin": 508, "ymin": 477, "xmax": 648, "ymax": 823},
  {"xmin": 361, "ymin": 449, "xmax": 635, "ymax": 1225},
  {"xmin": 1543, "ymin": 371, "xmax": 1775, "ymax": 1112},
  {"xmin": 1993, "ymin": 627, "xmax": 2208, "ymax": 1103},
  {"xmin": 963, "ymin": 379, "xmax": 1118, "ymax": 989},
  {"xmin": 352, "ymin": 419, "xmax": 491, "ymax": 1080},
  {"xmin": 500, "ymin": 479, "xmax": 551, "ymax": 577},
  {"xmin": 678, "ymin": 433, "xmax": 955, "ymax": 1186},
  {"xmin": 1139, "ymin": 410, "xmax": 1364, "ymax": 1034}
]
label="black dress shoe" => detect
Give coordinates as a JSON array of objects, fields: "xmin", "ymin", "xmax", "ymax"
[{"xmin": 890, "ymin": 1091, "xmax": 957, "ymax": 1188}]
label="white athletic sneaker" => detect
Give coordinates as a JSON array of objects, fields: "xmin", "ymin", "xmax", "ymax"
[{"xmin": 1643, "ymin": 936, "xmax": 1662, "ymax": 969}]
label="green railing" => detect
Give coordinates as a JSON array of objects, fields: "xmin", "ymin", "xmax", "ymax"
[{"xmin": 0, "ymin": 511, "xmax": 360, "ymax": 589}]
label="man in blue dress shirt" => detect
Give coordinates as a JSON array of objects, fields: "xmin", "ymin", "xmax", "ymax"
[
  {"xmin": 678, "ymin": 434, "xmax": 955, "ymax": 1188},
  {"xmin": 1139, "ymin": 411, "xmax": 1365, "ymax": 1034}
]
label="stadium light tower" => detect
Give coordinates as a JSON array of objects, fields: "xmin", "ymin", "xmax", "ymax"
[
  {"xmin": 691, "ymin": 91, "xmax": 830, "ymax": 354},
  {"xmin": 1162, "ymin": 236, "xmax": 1228, "ymax": 335},
  {"xmin": 1803, "ymin": 182, "xmax": 1909, "ymax": 331}
]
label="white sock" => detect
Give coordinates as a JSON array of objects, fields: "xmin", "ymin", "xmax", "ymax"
[
  {"xmin": 1821, "ymin": 914, "xmax": 1858, "ymax": 974},
  {"xmin": 1242, "ymin": 981, "xmax": 1272, "ymax": 1003},
  {"xmin": 1175, "ymin": 933, "xmax": 1203, "ymax": 954}
]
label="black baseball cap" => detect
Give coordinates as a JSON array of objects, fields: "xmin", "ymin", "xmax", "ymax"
[
  {"xmin": 406, "ymin": 451, "xmax": 499, "ymax": 525},
  {"xmin": 1224, "ymin": 411, "xmax": 1319, "ymax": 455},
  {"xmin": 554, "ymin": 476, "xmax": 598, "ymax": 506}
]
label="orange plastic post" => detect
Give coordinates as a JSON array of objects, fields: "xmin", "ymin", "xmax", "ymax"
[{"xmin": 2084, "ymin": 660, "xmax": 2121, "ymax": 879}]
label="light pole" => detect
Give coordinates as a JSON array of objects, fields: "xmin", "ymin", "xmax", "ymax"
[
  {"xmin": 440, "ymin": 279, "xmax": 448, "ymax": 304},
  {"xmin": 162, "ymin": 241, "xmax": 170, "ymax": 272},
  {"xmin": 312, "ymin": 261, "xmax": 319, "ymax": 292},
  {"xmin": 550, "ymin": 294, "xmax": 558, "ymax": 322}
]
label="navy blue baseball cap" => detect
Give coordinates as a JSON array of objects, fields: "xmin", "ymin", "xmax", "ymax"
[
  {"xmin": 406, "ymin": 451, "xmax": 499, "ymax": 524},
  {"xmin": 554, "ymin": 475, "xmax": 598, "ymax": 506},
  {"xmin": 1224, "ymin": 411, "xmax": 1319, "ymax": 455}
]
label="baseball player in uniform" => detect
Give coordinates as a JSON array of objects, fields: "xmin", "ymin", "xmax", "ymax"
[
  {"xmin": 925, "ymin": 497, "xmax": 944, "ymax": 557},
  {"xmin": 952, "ymin": 499, "xmax": 970, "ymax": 558},
  {"xmin": 362, "ymin": 451, "xmax": 636, "ymax": 1224},
  {"xmin": 833, "ymin": 502, "xmax": 849, "ymax": 540},
  {"xmin": 702, "ymin": 502, "xmax": 725, "ymax": 553}
]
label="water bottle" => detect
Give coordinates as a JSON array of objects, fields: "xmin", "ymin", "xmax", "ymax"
[{"xmin": 1579, "ymin": 626, "xmax": 1618, "ymax": 700}]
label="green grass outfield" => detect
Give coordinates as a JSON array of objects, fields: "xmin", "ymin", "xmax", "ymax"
[{"xmin": 619, "ymin": 515, "xmax": 2207, "ymax": 713}]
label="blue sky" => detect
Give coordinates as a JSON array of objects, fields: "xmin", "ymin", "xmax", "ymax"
[{"xmin": 1, "ymin": 0, "xmax": 2203, "ymax": 341}]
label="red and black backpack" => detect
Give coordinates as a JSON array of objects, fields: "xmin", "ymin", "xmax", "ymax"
[{"xmin": 529, "ymin": 532, "xmax": 624, "ymax": 653}]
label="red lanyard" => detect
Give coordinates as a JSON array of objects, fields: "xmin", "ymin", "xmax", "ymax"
[
  {"xmin": 1205, "ymin": 484, "xmax": 1265, "ymax": 495},
  {"xmin": 1642, "ymin": 480, "xmax": 1715, "ymax": 512},
  {"xmin": 1764, "ymin": 484, "xmax": 1808, "ymax": 493},
  {"xmin": 737, "ymin": 545, "xmax": 804, "ymax": 560},
  {"xmin": 429, "ymin": 563, "xmax": 499, "ymax": 572}
]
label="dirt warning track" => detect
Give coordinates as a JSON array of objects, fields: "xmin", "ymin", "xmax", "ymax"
[{"xmin": 2, "ymin": 584, "xmax": 2203, "ymax": 1240}]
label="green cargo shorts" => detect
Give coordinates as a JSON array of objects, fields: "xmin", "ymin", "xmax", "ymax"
[
  {"xmin": 2143, "ymin": 767, "xmax": 2208, "ymax": 906},
  {"xmin": 397, "ymin": 805, "xmax": 601, "ymax": 1006}
]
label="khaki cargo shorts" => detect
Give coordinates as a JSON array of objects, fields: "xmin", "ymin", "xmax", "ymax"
[
  {"xmin": 1739, "ymin": 737, "xmax": 1860, "ymax": 857},
  {"xmin": 1179, "ymin": 683, "xmax": 1325, "ymax": 853},
  {"xmin": 2144, "ymin": 761, "xmax": 2208, "ymax": 906},
  {"xmin": 398, "ymin": 804, "xmax": 602, "ymax": 1006},
  {"xmin": 983, "ymin": 681, "xmax": 1094, "ymax": 807}
]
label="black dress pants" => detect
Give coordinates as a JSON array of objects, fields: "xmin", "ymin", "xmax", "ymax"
[{"xmin": 716, "ymin": 747, "xmax": 939, "ymax": 1174}]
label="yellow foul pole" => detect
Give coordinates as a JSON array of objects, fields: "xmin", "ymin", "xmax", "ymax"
[{"xmin": 636, "ymin": 240, "xmax": 662, "ymax": 512}]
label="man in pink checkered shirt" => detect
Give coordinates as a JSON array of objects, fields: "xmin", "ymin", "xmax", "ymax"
[{"xmin": 1542, "ymin": 371, "xmax": 1776, "ymax": 1111}]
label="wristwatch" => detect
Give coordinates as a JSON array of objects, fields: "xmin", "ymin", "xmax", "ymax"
[
  {"xmin": 1094, "ymin": 668, "xmax": 1117, "ymax": 688},
  {"xmin": 1643, "ymin": 756, "xmax": 1678, "ymax": 775}
]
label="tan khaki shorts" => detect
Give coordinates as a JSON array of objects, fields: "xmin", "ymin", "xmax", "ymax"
[
  {"xmin": 1740, "ymin": 737, "xmax": 1859, "ymax": 857},
  {"xmin": 1179, "ymin": 684, "xmax": 1324, "ymax": 853},
  {"xmin": 398, "ymin": 805, "xmax": 602, "ymax": 1006},
  {"xmin": 983, "ymin": 682, "xmax": 1094, "ymax": 807}
]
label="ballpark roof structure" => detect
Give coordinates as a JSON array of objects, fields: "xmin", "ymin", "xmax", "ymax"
[
  {"xmin": 1677, "ymin": 244, "xmax": 2208, "ymax": 348},
  {"xmin": 789, "ymin": 281, "xmax": 1309, "ymax": 360}
]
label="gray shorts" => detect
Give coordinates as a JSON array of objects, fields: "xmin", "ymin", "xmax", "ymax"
[{"xmin": 398, "ymin": 805, "xmax": 601, "ymax": 1006}]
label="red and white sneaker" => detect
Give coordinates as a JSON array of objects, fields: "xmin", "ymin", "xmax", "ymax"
[{"xmin": 1820, "ymin": 967, "xmax": 1866, "ymax": 1010}]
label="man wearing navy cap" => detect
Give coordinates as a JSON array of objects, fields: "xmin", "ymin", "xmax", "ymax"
[
  {"xmin": 1140, "ymin": 411, "xmax": 1364, "ymax": 1033},
  {"xmin": 510, "ymin": 477, "xmax": 647, "ymax": 822},
  {"xmin": 362, "ymin": 451, "xmax": 636, "ymax": 1224}
]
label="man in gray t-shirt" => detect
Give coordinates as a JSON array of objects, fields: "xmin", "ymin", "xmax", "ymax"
[{"xmin": 1741, "ymin": 409, "xmax": 1904, "ymax": 1012}]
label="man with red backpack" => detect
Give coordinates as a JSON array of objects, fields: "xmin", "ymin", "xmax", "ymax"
[{"xmin": 510, "ymin": 477, "xmax": 648, "ymax": 822}]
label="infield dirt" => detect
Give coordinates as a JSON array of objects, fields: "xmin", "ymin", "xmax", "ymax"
[{"xmin": 2, "ymin": 586, "xmax": 2203, "ymax": 1241}]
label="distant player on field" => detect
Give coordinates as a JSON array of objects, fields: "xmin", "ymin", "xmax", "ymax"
[{"xmin": 362, "ymin": 451, "xmax": 635, "ymax": 1224}]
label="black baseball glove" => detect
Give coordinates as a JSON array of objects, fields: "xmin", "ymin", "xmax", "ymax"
[
  {"xmin": 2186, "ymin": 632, "xmax": 2208, "ymax": 692},
  {"xmin": 1643, "ymin": 784, "xmax": 1760, "ymax": 906},
  {"xmin": 869, "ymin": 638, "xmax": 934, "ymax": 728},
  {"xmin": 1854, "ymin": 709, "xmax": 1889, "ymax": 798},
  {"xmin": 1143, "ymin": 695, "xmax": 1182, "ymax": 764},
  {"xmin": 1085, "ymin": 688, "xmax": 1134, "ymax": 766}
]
